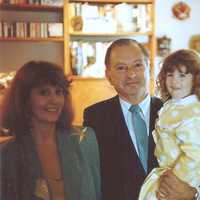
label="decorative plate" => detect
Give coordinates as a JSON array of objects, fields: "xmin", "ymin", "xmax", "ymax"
[{"xmin": 172, "ymin": 1, "xmax": 191, "ymax": 20}]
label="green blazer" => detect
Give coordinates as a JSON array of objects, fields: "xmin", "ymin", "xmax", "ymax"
[{"xmin": 0, "ymin": 126, "xmax": 101, "ymax": 200}]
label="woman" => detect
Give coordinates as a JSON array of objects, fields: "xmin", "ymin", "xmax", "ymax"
[{"xmin": 0, "ymin": 61, "xmax": 101, "ymax": 200}]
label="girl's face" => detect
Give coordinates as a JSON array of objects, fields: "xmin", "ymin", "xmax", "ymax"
[
  {"xmin": 166, "ymin": 65, "xmax": 193, "ymax": 99},
  {"xmin": 29, "ymin": 84, "xmax": 65, "ymax": 127}
]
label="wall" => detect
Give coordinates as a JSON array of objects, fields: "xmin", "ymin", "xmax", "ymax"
[
  {"xmin": 155, "ymin": 0, "xmax": 200, "ymax": 77},
  {"xmin": 156, "ymin": 0, "xmax": 200, "ymax": 51}
]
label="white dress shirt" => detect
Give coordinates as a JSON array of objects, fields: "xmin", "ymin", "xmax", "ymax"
[{"xmin": 119, "ymin": 95, "xmax": 151, "ymax": 155}]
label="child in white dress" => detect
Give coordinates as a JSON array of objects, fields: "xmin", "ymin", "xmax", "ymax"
[{"xmin": 139, "ymin": 49, "xmax": 200, "ymax": 200}]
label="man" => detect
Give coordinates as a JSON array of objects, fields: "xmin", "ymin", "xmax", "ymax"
[{"xmin": 83, "ymin": 38, "xmax": 198, "ymax": 200}]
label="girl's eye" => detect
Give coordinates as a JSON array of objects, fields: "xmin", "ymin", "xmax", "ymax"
[{"xmin": 134, "ymin": 62, "xmax": 143, "ymax": 68}]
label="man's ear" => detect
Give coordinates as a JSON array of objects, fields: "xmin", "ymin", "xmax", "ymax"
[{"xmin": 105, "ymin": 68, "xmax": 111, "ymax": 82}]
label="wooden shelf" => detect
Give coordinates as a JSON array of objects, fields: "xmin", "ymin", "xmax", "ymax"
[
  {"xmin": 70, "ymin": 31, "xmax": 153, "ymax": 37},
  {"xmin": 70, "ymin": 0, "xmax": 154, "ymax": 4},
  {"xmin": 0, "ymin": 37, "xmax": 64, "ymax": 42},
  {"xmin": 71, "ymin": 76, "xmax": 107, "ymax": 80},
  {"xmin": 0, "ymin": 3, "xmax": 63, "ymax": 12}
]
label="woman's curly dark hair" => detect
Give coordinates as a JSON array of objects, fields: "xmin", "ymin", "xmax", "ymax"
[
  {"xmin": 157, "ymin": 49, "xmax": 200, "ymax": 102},
  {"xmin": 0, "ymin": 61, "xmax": 74, "ymax": 138}
]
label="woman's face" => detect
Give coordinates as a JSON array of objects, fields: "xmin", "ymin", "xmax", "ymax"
[
  {"xmin": 29, "ymin": 84, "xmax": 65, "ymax": 126},
  {"xmin": 166, "ymin": 65, "xmax": 193, "ymax": 99}
]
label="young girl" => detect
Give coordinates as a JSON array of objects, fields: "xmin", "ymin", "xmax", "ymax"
[{"xmin": 139, "ymin": 49, "xmax": 200, "ymax": 200}]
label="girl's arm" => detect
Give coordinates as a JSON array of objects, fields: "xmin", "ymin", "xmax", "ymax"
[{"xmin": 172, "ymin": 118, "xmax": 200, "ymax": 188}]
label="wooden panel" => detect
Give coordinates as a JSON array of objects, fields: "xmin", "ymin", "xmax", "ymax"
[
  {"xmin": 70, "ymin": 0, "xmax": 154, "ymax": 4},
  {"xmin": 0, "ymin": 37, "xmax": 64, "ymax": 42},
  {"xmin": 70, "ymin": 31, "xmax": 153, "ymax": 37},
  {"xmin": 63, "ymin": 0, "xmax": 71, "ymax": 75},
  {"xmin": 69, "ymin": 78, "xmax": 116, "ymax": 125},
  {"xmin": 0, "ymin": 3, "xmax": 63, "ymax": 11}
]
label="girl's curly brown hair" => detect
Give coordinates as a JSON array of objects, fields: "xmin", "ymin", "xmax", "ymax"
[{"xmin": 157, "ymin": 49, "xmax": 200, "ymax": 102}]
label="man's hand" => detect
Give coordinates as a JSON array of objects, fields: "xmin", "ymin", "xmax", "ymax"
[{"xmin": 157, "ymin": 170, "xmax": 196, "ymax": 200}]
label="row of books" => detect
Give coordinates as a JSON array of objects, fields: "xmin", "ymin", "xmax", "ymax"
[
  {"xmin": 70, "ymin": 41, "xmax": 110, "ymax": 78},
  {"xmin": 70, "ymin": 3, "xmax": 152, "ymax": 33},
  {"xmin": 1, "ymin": 0, "xmax": 63, "ymax": 6},
  {"xmin": 0, "ymin": 21, "xmax": 63, "ymax": 38}
]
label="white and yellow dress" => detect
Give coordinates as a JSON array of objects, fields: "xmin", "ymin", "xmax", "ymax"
[{"xmin": 139, "ymin": 95, "xmax": 200, "ymax": 200}]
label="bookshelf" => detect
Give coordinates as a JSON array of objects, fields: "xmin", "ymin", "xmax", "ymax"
[
  {"xmin": 0, "ymin": 1, "xmax": 64, "ymax": 73},
  {"xmin": 0, "ymin": 0, "xmax": 156, "ymax": 125},
  {"xmin": 66, "ymin": 0, "xmax": 156, "ymax": 124},
  {"xmin": 0, "ymin": 3, "xmax": 64, "ymax": 39},
  {"xmin": 0, "ymin": 3, "xmax": 63, "ymax": 11}
]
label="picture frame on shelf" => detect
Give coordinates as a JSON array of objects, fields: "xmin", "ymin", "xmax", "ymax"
[{"xmin": 189, "ymin": 35, "xmax": 200, "ymax": 54}]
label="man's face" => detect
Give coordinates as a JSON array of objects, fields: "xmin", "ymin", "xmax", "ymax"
[{"xmin": 106, "ymin": 43, "xmax": 149, "ymax": 102}]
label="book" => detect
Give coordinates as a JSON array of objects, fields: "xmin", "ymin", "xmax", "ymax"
[
  {"xmin": 40, "ymin": 0, "xmax": 63, "ymax": 6},
  {"xmin": 48, "ymin": 23, "xmax": 63, "ymax": 37}
]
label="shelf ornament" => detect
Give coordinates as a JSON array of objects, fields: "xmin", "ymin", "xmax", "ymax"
[
  {"xmin": 0, "ymin": 71, "xmax": 15, "ymax": 96},
  {"xmin": 172, "ymin": 1, "xmax": 191, "ymax": 20},
  {"xmin": 71, "ymin": 16, "xmax": 83, "ymax": 32},
  {"xmin": 157, "ymin": 35, "xmax": 171, "ymax": 57},
  {"xmin": 189, "ymin": 35, "xmax": 200, "ymax": 53}
]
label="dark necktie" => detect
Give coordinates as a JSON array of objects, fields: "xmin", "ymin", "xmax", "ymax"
[{"xmin": 129, "ymin": 105, "xmax": 148, "ymax": 173}]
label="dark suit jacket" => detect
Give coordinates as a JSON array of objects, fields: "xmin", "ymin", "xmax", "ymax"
[
  {"xmin": 83, "ymin": 95, "xmax": 163, "ymax": 200},
  {"xmin": 0, "ymin": 127, "xmax": 101, "ymax": 200}
]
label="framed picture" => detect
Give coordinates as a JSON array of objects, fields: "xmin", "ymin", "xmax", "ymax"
[
  {"xmin": 157, "ymin": 36, "xmax": 171, "ymax": 57},
  {"xmin": 189, "ymin": 35, "xmax": 200, "ymax": 53}
]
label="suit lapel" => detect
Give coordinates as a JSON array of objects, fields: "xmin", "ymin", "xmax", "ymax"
[
  {"xmin": 110, "ymin": 97, "xmax": 138, "ymax": 158},
  {"xmin": 111, "ymin": 97, "xmax": 144, "ymax": 197},
  {"xmin": 111, "ymin": 96, "xmax": 129, "ymax": 142},
  {"xmin": 113, "ymin": 96, "xmax": 162, "ymax": 173},
  {"xmin": 58, "ymin": 131, "xmax": 82, "ymax": 200},
  {"xmin": 148, "ymin": 97, "xmax": 163, "ymax": 172},
  {"xmin": 111, "ymin": 96, "xmax": 143, "ymax": 164}
]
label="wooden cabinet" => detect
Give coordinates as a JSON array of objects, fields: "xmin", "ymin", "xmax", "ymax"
[
  {"xmin": 0, "ymin": 2, "xmax": 64, "ymax": 72},
  {"xmin": 0, "ymin": 0, "xmax": 156, "ymax": 125},
  {"xmin": 65, "ymin": 0, "xmax": 156, "ymax": 78},
  {"xmin": 65, "ymin": 0, "xmax": 156, "ymax": 125}
]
